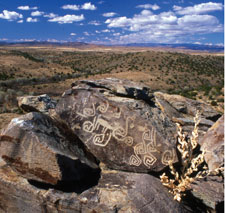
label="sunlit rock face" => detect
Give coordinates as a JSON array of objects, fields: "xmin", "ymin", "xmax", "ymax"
[
  {"xmin": 0, "ymin": 112, "xmax": 98, "ymax": 184},
  {"xmin": 55, "ymin": 78, "xmax": 178, "ymax": 173}
]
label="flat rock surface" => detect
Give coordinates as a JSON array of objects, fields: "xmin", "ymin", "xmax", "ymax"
[
  {"xmin": 0, "ymin": 112, "xmax": 98, "ymax": 184},
  {"xmin": 55, "ymin": 79, "xmax": 178, "ymax": 173}
]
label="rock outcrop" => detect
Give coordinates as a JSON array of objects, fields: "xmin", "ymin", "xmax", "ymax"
[
  {"xmin": 154, "ymin": 92, "xmax": 220, "ymax": 121},
  {"xmin": 154, "ymin": 91, "xmax": 221, "ymax": 138},
  {"xmin": 55, "ymin": 79, "xmax": 178, "ymax": 173},
  {"xmin": 0, "ymin": 112, "xmax": 98, "ymax": 184},
  {"xmin": 0, "ymin": 78, "xmax": 223, "ymax": 212},
  {"xmin": 0, "ymin": 161, "xmax": 189, "ymax": 213},
  {"xmin": 17, "ymin": 94, "xmax": 57, "ymax": 114}
]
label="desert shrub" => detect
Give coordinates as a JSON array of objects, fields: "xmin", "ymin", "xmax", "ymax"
[
  {"xmin": 211, "ymin": 100, "xmax": 218, "ymax": 106},
  {"xmin": 160, "ymin": 112, "xmax": 224, "ymax": 201},
  {"xmin": 0, "ymin": 72, "xmax": 11, "ymax": 80},
  {"xmin": 217, "ymin": 98, "xmax": 224, "ymax": 103},
  {"xmin": 0, "ymin": 89, "xmax": 25, "ymax": 113},
  {"xmin": 11, "ymin": 50, "xmax": 44, "ymax": 63}
]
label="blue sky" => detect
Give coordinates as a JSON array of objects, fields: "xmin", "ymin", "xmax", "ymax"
[{"xmin": 0, "ymin": 0, "xmax": 224, "ymax": 45}]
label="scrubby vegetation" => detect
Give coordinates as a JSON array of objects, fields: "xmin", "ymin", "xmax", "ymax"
[{"xmin": 0, "ymin": 46, "xmax": 223, "ymax": 113}]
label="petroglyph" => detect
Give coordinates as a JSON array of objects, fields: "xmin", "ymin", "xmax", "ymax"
[
  {"xmin": 97, "ymin": 101, "xmax": 109, "ymax": 113},
  {"xmin": 143, "ymin": 155, "xmax": 157, "ymax": 168},
  {"xmin": 77, "ymin": 103, "xmax": 96, "ymax": 118},
  {"xmin": 129, "ymin": 154, "xmax": 142, "ymax": 166},
  {"xmin": 82, "ymin": 114, "xmax": 135, "ymax": 147},
  {"xmin": 77, "ymin": 100, "xmax": 176, "ymax": 169},
  {"xmin": 161, "ymin": 149, "xmax": 176, "ymax": 165},
  {"xmin": 83, "ymin": 116, "xmax": 112, "ymax": 132},
  {"xmin": 129, "ymin": 129, "xmax": 159, "ymax": 168},
  {"xmin": 112, "ymin": 115, "xmax": 135, "ymax": 146},
  {"xmin": 93, "ymin": 128, "xmax": 112, "ymax": 147}
]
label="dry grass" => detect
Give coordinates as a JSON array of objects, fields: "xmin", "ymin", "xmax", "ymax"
[{"xmin": 160, "ymin": 112, "xmax": 224, "ymax": 202}]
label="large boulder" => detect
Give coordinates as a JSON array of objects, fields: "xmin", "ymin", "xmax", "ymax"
[
  {"xmin": 154, "ymin": 92, "xmax": 221, "ymax": 121},
  {"xmin": 0, "ymin": 112, "xmax": 98, "ymax": 185},
  {"xmin": 199, "ymin": 115, "xmax": 224, "ymax": 171},
  {"xmin": 154, "ymin": 92, "xmax": 221, "ymax": 138},
  {"xmin": 17, "ymin": 94, "xmax": 57, "ymax": 114},
  {"xmin": 55, "ymin": 78, "xmax": 178, "ymax": 173},
  {"xmin": 0, "ymin": 161, "xmax": 189, "ymax": 213}
]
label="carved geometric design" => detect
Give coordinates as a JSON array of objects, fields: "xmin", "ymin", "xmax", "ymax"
[
  {"xmin": 129, "ymin": 154, "xmax": 142, "ymax": 166},
  {"xmin": 124, "ymin": 136, "xmax": 133, "ymax": 146},
  {"xmin": 143, "ymin": 154, "xmax": 157, "ymax": 168},
  {"xmin": 134, "ymin": 143, "xmax": 146, "ymax": 155},
  {"xmin": 93, "ymin": 131, "xmax": 112, "ymax": 147},
  {"xmin": 97, "ymin": 101, "xmax": 109, "ymax": 113},
  {"xmin": 161, "ymin": 149, "xmax": 175, "ymax": 165}
]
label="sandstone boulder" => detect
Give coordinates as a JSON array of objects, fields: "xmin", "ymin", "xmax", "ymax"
[
  {"xmin": 154, "ymin": 92, "xmax": 221, "ymax": 121},
  {"xmin": 0, "ymin": 112, "xmax": 98, "ymax": 184},
  {"xmin": 199, "ymin": 115, "xmax": 224, "ymax": 171},
  {"xmin": 154, "ymin": 92, "xmax": 221, "ymax": 138},
  {"xmin": 55, "ymin": 79, "xmax": 178, "ymax": 173},
  {"xmin": 17, "ymin": 94, "xmax": 57, "ymax": 114}
]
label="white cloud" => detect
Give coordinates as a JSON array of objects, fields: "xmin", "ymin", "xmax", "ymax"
[
  {"xmin": 43, "ymin": 13, "xmax": 57, "ymax": 18},
  {"xmin": 0, "ymin": 10, "xmax": 23, "ymax": 21},
  {"xmin": 113, "ymin": 32, "xmax": 121, "ymax": 36},
  {"xmin": 44, "ymin": 39, "xmax": 67, "ymax": 43},
  {"xmin": 0, "ymin": 38, "xmax": 8, "ymax": 41},
  {"xmin": 89, "ymin": 20, "xmax": 101, "ymax": 25},
  {"xmin": 194, "ymin": 42, "xmax": 201, "ymax": 45},
  {"xmin": 102, "ymin": 12, "xmax": 117, "ymax": 17},
  {"xmin": 61, "ymin": 5, "xmax": 80, "ymax": 11},
  {"xmin": 26, "ymin": 17, "xmax": 38, "ymax": 22},
  {"xmin": 178, "ymin": 14, "xmax": 218, "ymax": 25},
  {"xmin": 215, "ymin": 43, "xmax": 224, "ymax": 47},
  {"xmin": 173, "ymin": 2, "xmax": 223, "ymax": 15},
  {"xmin": 48, "ymin": 14, "xmax": 84, "ymax": 24},
  {"xmin": 17, "ymin": 19, "xmax": 24, "ymax": 23},
  {"xmin": 77, "ymin": 37, "xmax": 85, "ymax": 41},
  {"xmin": 16, "ymin": 38, "xmax": 37, "ymax": 42},
  {"xmin": 136, "ymin": 4, "xmax": 160, "ymax": 10},
  {"xmin": 102, "ymin": 29, "xmax": 111, "ymax": 33},
  {"xmin": 84, "ymin": 32, "xmax": 90, "ymax": 36},
  {"xmin": 105, "ymin": 9, "xmax": 223, "ymax": 44},
  {"xmin": 70, "ymin": 33, "xmax": 76, "ymax": 36},
  {"xmin": 17, "ymin": 6, "xmax": 38, "ymax": 11},
  {"xmin": 81, "ymin": 2, "xmax": 97, "ymax": 10},
  {"xmin": 105, "ymin": 16, "xmax": 131, "ymax": 28},
  {"xmin": 31, "ymin": 11, "xmax": 44, "ymax": 17},
  {"xmin": 61, "ymin": 2, "xmax": 97, "ymax": 11}
]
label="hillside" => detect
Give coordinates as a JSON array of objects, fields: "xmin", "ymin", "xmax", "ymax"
[{"xmin": 0, "ymin": 45, "xmax": 223, "ymax": 115}]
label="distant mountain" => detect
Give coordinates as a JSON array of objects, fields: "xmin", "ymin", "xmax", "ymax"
[
  {"xmin": 124, "ymin": 43, "xmax": 224, "ymax": 52},
  {"xmin": 0, "ymin": 41, "xmax": 90, "ymax": 47},
  {"xmin": 0, "ymin": 41, "xmax": 223, "ymax": 52}
]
